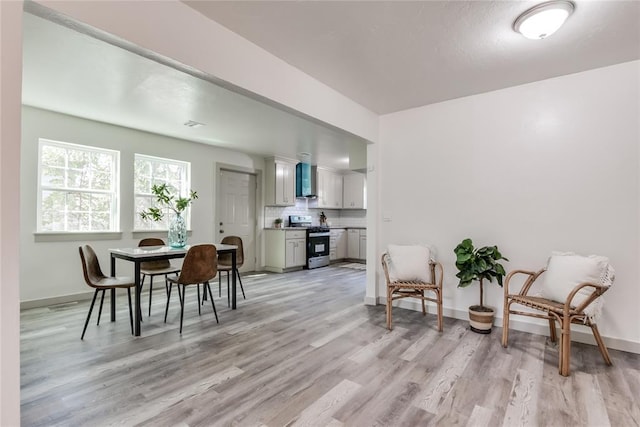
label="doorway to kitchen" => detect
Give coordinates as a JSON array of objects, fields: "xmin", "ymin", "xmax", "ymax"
[{"xmin": 216, "ymin": 168, "xmax": 257, "ymax": 272}]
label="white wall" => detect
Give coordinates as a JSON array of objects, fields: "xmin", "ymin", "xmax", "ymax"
[
  {"xmin": 21, "ymin": 106, "xmax": 266, "ymax": 303},
  {"xmin": 0, "ymin": 1, "xmax": 23, "ymax": 424},
  {"xmin": 378, "ymin": 61, "xmax": 640, "ymax": 351}
]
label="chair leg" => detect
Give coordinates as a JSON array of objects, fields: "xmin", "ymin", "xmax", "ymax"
[
  {"xmin": 227, "ymin": 271, "xmax": 231, "ymax": 307},
  {"xmin": 219, "ymin": 274, "xmax": 222, "ymax": 297},
  {"xmin": 590, "ymin": 323, "xmax": 613, "ymax": 366},
  {"xmin": 148, "ymin": 276, "xmax": 154, "ymax": 316},
  {"xmin": 237, "ymin": 269, "xmax": 246, "ymax": 299},
  {"xmin": 127, "ymin": 287, "xmax": 134, "ymax": 335},
  {"xmin": 178, "ymin": 285, "xmax": 185, "ymax": 334},
  {"xmin": 164, "ymin": 283, "xmax": 173, "ymax": 323},
  {"xmin": 502, "ymin": 299, "xmax": 510, "ymax": 348},
  {"xmin": 386, "ymin": 287, "xmax": 393, "ymax": 330},
  {"xmin": 206, "ymin": 282, "xmax": 219, "ymax": 323},
  {"xmin": 436, "ymin": 289, "xmax": 443, "ymax": 332},
  {"xmin": 560, "ymin": 315, "xmax": 571, "ymax": 376},
  {"xmin": 81, "ymin": 289, "xmax": 100, "ymax": 340},
  {"xmin": 197, "ymin": 284, "xmax": 202, "ymax": 316},
  {"xmin": 96, "ymin": 289, "xmax": 106, "ymax": 325},
  {"xmin": 548, "ymin": 318, "xmax": 557, "ymax": 343},
  {"xmin": 421, "ymin": 290, "xmax": 426, "ymax": 315}
]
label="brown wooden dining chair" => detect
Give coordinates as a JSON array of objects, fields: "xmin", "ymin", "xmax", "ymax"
[
  {"xmin": 381, "ymin": 245, "xmax": 444, "ymax": 331},
  {"xmin": 218, "ymin": 235, "xmax": 246, "ymax": 306},
  {"xmin": 138, "ymin": 238, "xmax": 180, "ymax": 316},
  {"xmin": 165, "ymin": 244, "xmax": 219, "ymax": 333},
  {"xmin": 79, "ymin": 245, "xmax": 135, "ymax": 340},
  {"xmin": 502, "ymin": 252, "xmax": 614, "ymax": 376}
]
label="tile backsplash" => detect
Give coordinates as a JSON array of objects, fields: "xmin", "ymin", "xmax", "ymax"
[{"xmin": 265, "ymin": 199, "xmax": 366, "ymax": 228}]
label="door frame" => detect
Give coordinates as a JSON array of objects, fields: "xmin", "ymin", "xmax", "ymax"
[{"xmin": 215, "ymin": 162, "xmax": 263, "ymax": 272}]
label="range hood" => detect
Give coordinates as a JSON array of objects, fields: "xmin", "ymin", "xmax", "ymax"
[{"xmin": 296, "ymin": 163, "xmax": 317, "ymax": 198}]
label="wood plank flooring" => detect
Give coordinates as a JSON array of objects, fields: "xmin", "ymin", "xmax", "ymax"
[{"xmin": 20, "ymin": 265, "xmax": 640, "ymax": 426}]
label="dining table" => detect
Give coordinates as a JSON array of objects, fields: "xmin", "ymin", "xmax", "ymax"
[{"xmin": 109, "ymin": 243, "xmax": 238, "ymax": 336}]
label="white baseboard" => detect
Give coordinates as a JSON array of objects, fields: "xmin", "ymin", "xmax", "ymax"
[
  {"xmin": 363, "ymin": 295, "xmax": 377, "ymax": 306},
  {"xmin": 21, "ymin": 291, "xmax": 95, "ymax": 310},
  {"xmin": 377, "ymin": 296, "xmax": 640, "ymax": 355}
]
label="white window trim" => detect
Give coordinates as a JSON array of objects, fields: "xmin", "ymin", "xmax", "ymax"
[
  {"xmin": 134, "ymin": 153, "xmax": 191, "ymax": 231},
  {"xmin": 37, "ymin": 138, "xmax": 120, "ymax": 233}
]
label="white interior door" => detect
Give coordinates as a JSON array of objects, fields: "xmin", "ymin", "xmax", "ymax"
[{"xmin": 217, "ymin": 169, "xmax": 256, "ymax": 272}]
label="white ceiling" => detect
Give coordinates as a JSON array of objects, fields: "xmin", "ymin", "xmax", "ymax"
[
  {"xmin": 21, "ymin": 11, "xmax": 365, "ymax": 170},
  {"xmin": 22, "ymin": 1, "xmax": 640, "ymax": 169},
  {"xmin": 185, "ymin": 0, "xmax": 640, "ymax": 114}
]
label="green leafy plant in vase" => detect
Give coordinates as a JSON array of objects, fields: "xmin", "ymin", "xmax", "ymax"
[
  {"xmin": 139, "ymin": 183, "xmax": 198, "ymax": 248},
  {"xmin": 454, "ymin": 238, "xmax": 508, "ymax": 334}
]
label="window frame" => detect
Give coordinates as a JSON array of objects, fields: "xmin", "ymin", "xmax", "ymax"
[
  {"xmin": 133, "ymin": 153, "xmax": 192, "ymax": 231},
  {"xmin": 36, "ymin": 138, "xmax": 120, "ymax": 233}
]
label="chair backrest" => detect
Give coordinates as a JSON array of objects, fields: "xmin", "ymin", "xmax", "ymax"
[
  {"xmin": 176, "ymin": 244, "xmax": 218, "ymax": 285},
  {"xmin": 219, "ymin": 235, "xmax": 244, "ymax": 267},
  {"xmin": 79, "ymin": 245, "xmax": 106, "ymax": 288},
  {"xmin": 138, "ymin": 238, "xmax": 171, "ymax": 270}
]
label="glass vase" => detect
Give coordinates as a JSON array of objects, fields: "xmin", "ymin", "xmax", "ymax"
[{"xmin": 168, "ymin": 212, "xmax": 187, "ymax": 248}]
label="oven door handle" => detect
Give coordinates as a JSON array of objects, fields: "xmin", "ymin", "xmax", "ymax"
[{"xmin": 308, "ymin": 232, "xmax": 331, "ymax": 237}]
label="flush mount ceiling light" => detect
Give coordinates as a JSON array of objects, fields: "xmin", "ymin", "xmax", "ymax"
[{"xmin": 514, "ymin": 1, "xmax": 575, "ymax": 40}]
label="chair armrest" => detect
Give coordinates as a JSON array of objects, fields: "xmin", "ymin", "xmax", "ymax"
[
  {"xmin": 564, "ymin": 282, "xmax": 610, "ymax": 313},
  {"xmin": 381, "ymin": 252, "xmax": 391, "ymax": 285},
  {"xmin": 430, "ymin": 260, "xmax": 444, "ymax": 288},
  {"xmin": 504, "ymin": 269, "xmax": 545, "ymax": 297}
]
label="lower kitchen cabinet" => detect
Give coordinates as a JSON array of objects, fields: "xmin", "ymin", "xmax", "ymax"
[
  {"xmin": 265, "ymin": 229, "xmax": 307, "ymax": 273},
  {"xmin": 286, "ymin": 237, "xmax": 306, "ymax": 268},
  {"xmin": 347, "ymin": 228, "xmax": 366, "ymax": 261},
  {"xmin": 330, "ymin": 228, "xmax": 347, "ymax": 261}
]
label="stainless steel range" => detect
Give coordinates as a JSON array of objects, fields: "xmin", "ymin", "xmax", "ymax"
[{"xmin": 289, "ymin": 215, "xmax": 330, "ymax": 269}]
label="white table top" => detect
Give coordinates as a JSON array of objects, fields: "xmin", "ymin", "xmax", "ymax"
[{"xmin": 109, "ymin": 244, "xmax": 237, "ymax": 258}]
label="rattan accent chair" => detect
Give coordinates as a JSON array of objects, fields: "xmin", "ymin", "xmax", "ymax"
[
  {"xmin": 165, "ymin": 244, "xmax": 219, "ymax": 333},
  {"xmin": 218, "ymin": 235, "xmax": 246, "ymax": 306},
  {"xmin": 381, "ymin": 250, "xmax": 444, "ymax": 331},
  {"xmin": 79, "ymin": 245, "xmax": 135, "ymax": 340},
  {"xmin": 138, "ymin": 238, "xmax": 180, "ymax": 316},
  {"xmin": 502, "ymin": 258, "xmax": 614, "ymax": 376}
]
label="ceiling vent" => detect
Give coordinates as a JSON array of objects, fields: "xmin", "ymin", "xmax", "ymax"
[{"xmin": 183, "ymin": 120, "xmax": 204, "ymax": 128}]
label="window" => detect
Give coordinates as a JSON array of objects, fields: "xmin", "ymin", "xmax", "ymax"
[
  {"xmin": 134, "ymin": 154, "xmax": 191, "ymax": 230},
  {"xmin": 38, "ymin": 139, "xmax": 119, "ymax": 232}
]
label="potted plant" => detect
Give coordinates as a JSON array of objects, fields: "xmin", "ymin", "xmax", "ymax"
[
  {"xmin": 139, "ymin": 183, "xmax": 198, "ymax": 248},
  {"xmin": 274, "ymin": 218, "xmax": 283, "ymax": 228},
  {"xmin": 454, "ymin": 238, "xmax": 508, "ymax": 334}
]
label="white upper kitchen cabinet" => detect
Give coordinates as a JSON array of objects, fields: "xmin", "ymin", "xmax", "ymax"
[
  {"xmin": 343, "ymin": 172, "xmax": 366, "ymax": 209},
  {"xmin": 315, "ymin": 167, "xmax": 343, "ymax": 209},
  {"xmin": 265, "ymin": 157, "xmax": 295, "ymax": 206}
]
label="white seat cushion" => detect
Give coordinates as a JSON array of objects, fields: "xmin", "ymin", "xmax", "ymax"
[
  {"xmin": 540, "ymin": 252, "xmax": 610, "ymax": 310},
  {"xmin": 387, "ymin": 244, "xmax": 432, "ymax": 283}
]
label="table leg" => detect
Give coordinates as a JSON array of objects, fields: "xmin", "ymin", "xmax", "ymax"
[
  {"xmin": 134, "ymin": 262, "xmax": 141, "ymax": 336},
  {"xmin": 110, "ymin": 255, "xmax": 116, "ymax": 322},
  {"xmin": 231, "ymin": 250, "xmax": 237, "ymax": 310}
]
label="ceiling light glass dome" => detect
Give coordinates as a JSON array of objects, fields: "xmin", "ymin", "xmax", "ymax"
[{"xmin": 514, "ymin": 1, "xmax": 575, "ymax": 40}]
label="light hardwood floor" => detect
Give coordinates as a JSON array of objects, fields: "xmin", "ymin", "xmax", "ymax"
[{"xmin": 21, "ymin": 265, "xmax": 640, "ymax": 426}]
